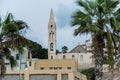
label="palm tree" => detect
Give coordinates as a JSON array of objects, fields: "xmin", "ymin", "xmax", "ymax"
[
  {"xmin": 0, "ymin": 13, "xmax": 28, "ymax": 79},
  {"xmin": 71, "ymin": 0, "xmax": 120, "ymax": 80},
  {"xmin": 62, "ymin": 46, "xmax": 68, "ymax": 53}
]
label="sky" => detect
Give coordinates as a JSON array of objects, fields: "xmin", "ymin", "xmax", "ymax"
[{"xmin": 0, "ymin": 0, "xmax": 91, "ymax": 51}]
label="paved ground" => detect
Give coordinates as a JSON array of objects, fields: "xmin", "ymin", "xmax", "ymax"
[{"xmin": 103, "ymin": 72, "xmax": 120, "ymax": 80}]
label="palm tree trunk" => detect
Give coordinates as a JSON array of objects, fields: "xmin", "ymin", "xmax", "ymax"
[
  {"xmin": 0, "ymin": 38, "xmax": 2, "ymax": 80},
  {"xmin": 0, "ymin": 41, "xmax": 2, "ymax": 80},
  {"xmin": 94, "ymin": 47, "xmax": 103, "ymax": 80},
  {"xmin": 0, "ymin": 77, "xmax": 1, "ymax": 80},
  {"xmin": 0, "ymin": 37, "xmax": 4, "ymax": 80},
  {"xmin": 0, "ymin": 76, "xmax": 2, "ymax": 80},
  {"xmin": 93, "ymin": 34, "xmax": 104, "ymax": 80}
]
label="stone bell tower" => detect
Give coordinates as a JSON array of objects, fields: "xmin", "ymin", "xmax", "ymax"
[{"xmin": 48, "ymin": 8, "xmax": 56, "ymax": 59}]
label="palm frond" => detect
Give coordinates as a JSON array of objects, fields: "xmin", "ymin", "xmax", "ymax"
[
  {"xmin": 87, "ymin": 0, "xmax": 97, "ymax": 9},
  {"xmin": 76, "ymin": 0, "xmax": 90, "ymax": 11},
  {"xmin": 9, "ymin": 56, "xmax": 17, "ymax": 69},
  {"xmin": 15, "ymin": 20, "xmax": 29, "ymax": 29},
  {"xmin": 105, "ymin": 0, "xmax": 119, "ymax": 12},
  {"xmin": 74, "ymin": 25, "xmax": 90, "ymax": 36},
  {"xmin": 97, "ymin": 0, "xmax": 104, "ymax": 4},
  {"xmin": 3, "ymin": 47, "xmax": 11, "ymax": 59},
  {"xmin": 110, "ymin": 17, "xmax": 120, "ymax": 33},
  {"xmin": 4, "ymin": 13, "xmax": 14, "ymax": 24},
  {"xmin": 89, "ymin": 24, "xmax": 101, "ymax": 33}
]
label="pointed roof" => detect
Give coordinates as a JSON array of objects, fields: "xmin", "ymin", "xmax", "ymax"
[
  {"xmin": 69, "ymin": 45, "xmax": 87, "ymax": 53},
  {"xmin": 49, "ymin": 8, "xmax": 55, "ymax": 24}
]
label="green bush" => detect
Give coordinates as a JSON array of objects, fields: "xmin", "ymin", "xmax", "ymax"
[{"xmin": 80, "ymin": 67, "xmax": 95, "ymax": 80}]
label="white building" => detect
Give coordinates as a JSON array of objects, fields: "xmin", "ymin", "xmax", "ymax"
[{"xmin": 5, "ymin": 48, "xmax": 30, "ymax": 70}]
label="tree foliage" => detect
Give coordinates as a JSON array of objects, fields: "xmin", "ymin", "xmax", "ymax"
[
  {"xmin": 0, "ymin": 13, "xmax": 28, "ymax": 78},
  {"xmin": 81, "ymin": 68, "xmax": 95, "ymax": 80},
  {"xmin": 62, "ymin": 46, "xmax": 68, "ymax": 53},
  {"xmin": 71, "ymin": 0, "xmax": 120, "ymax": 80},
  {"xmin": 25, "ymin": 39, "xmax": 48, "ymax": 59}
]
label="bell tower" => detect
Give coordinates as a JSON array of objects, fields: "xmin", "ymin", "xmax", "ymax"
[{"xmin": 48, "ymin": 8, "xmax": 56, "ymax": 59}]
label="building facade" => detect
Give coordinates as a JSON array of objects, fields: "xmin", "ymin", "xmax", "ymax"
[{"xmin": 3, "ymin": 9, "xmax": 87, "ymax": 80}]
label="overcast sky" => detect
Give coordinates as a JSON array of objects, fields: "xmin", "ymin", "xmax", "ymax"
[{"xmin": 0, "ymin": 0, "xmax": 91, "ymax": 51}]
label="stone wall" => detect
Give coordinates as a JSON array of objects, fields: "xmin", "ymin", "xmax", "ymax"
[
  {"xmin": 5, "ymin": 70, "xmax": 87, "ymax": 80},
  {"xmin": 35, "ymin": 59, "xmax": 76, "ymax": 71}
]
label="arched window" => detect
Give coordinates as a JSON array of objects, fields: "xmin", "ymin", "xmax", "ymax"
[
  {"xmin": 51, "ymin": 56, "xmax": 53, "ymax": 59},
  {"xmin": 52, "ymin": 32, "xmax": 54, "ymax": 39},
  {"xmin": 72, "ymin": 55, "xmax": 75, "ymax": 59},
  {"xmin": 49, "ymin": 33, "xmax": 51, "ymax": 39},
  {"xmin": 80, "ymin": 55, "xmax": 83, "ymax": 61},
  {"xmin": 51, "ymin": 25, "xmax": 53, "ymax": 28},
  {"xmin": 50, "ymin": 31, "xmax": 53, "ymax": 39},
  {"xmin": 63, "ymin": 55, "xmax": 66, "ymax": 59},
  {"xmin": 50, "ymin": 43, "xmax": 54, "ymax": 51},
  {"xmin": 50, "ymin": 31, "xmax": 54, "ymax": 39}
]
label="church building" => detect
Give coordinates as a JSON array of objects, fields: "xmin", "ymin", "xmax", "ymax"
[{"xmin": 48, "ymin": 8, "xmax": 94, "ymax": 70}]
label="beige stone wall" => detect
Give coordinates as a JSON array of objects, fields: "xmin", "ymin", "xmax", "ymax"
[
  {"xmin": 50, "ymin": 52, "xmax": 94, "ymax": 70},
  {"xmin": 26, "ymin": 60, "xmax": 36, "ymax": 70},
  {"xmin": 5, "ymin": 70, "xmax": 87, "ymax": 80},
  {"xmin": 49, "ymin": 53, "xmax": 56, "ymax": 59},
  {"xmin": 56, "ymin": 53, "xmax": 93, "ymax": 64},
  {"xmin": 35, "ymin": 59, "xmax": 77, "ymax": 71}
]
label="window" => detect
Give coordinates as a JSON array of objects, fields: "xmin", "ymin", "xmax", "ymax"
[
  {"xmin": 40, "ymin": 67, "xmax": 44, "ymax": 70},
  {"xmin": 51, "ymin": 25, "xmax": 53, "ymax": 28},
  {"xmin": 63, "ymin": 55, "xmax": 66, "ymax": 59},
  {"xmin": 16, "ymin": 54, "xmax": 19, "ymax": 60},
  {"xmin": 72, "ymin": 55, "xmax": 75, "ymax": 58},
  {"xmin": 80, "ymin": 55, "xmax": 83, "ymax": 61},
  {"xmin": 29, "ymin": 61, "xmax": 31, "ymax": 66},
  {"xmin": 49, "ymin": 67, "xmax": 53, "ymax": 70},
  {"xmin": 67, "ymin": 67, "xmax": 71, "ymax": 70},
  {"xmin": 51, "ymin": 56, "xmax": 53, "ymax": 59},
  {"xmin": 52, "ymin": 33, "xmax": 54, "ymax": 39},
  {"xmin": 50, "ymin": 31, "xmax": 54, "ymax": 39},
  {"xmin": 49, "ymin": 33, "xmax": 51, "ymax": 39},
  {"xmin": 50, "ymin": 43, "xmax": 54, "ymax": 51},
  {"xmin": 62, "ymin": 74, "xmax": 68, "ymax": 80},
  {"xmin": 54, "ymin": 67, "xmax": 58, "ymax": 70},
  {"xmin": 59, "ymin": 67, "xmax": 62, "ymax": 70}
]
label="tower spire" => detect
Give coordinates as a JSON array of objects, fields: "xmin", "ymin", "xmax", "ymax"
[
  {"xmin": 48, "ymin": 8, "xmax": 56, "ymax": 59},
  {"xmin": 49, "ymin": 8, "xmax": 55, "ymax": 25}
]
